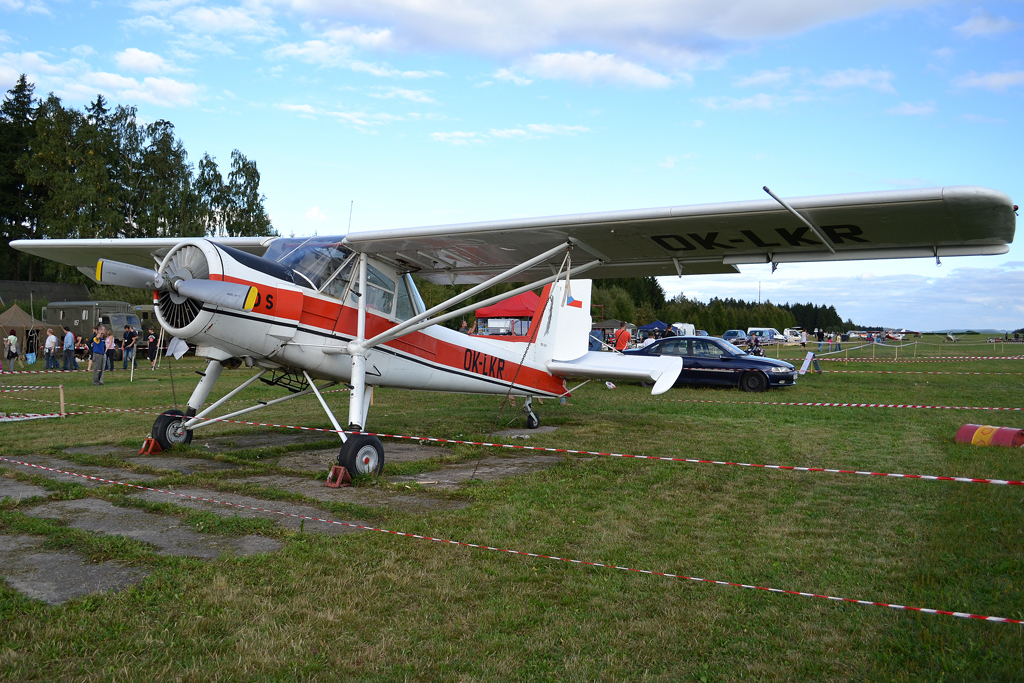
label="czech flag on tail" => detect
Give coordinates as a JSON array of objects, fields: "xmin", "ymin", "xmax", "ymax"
[{"xmin": 566, "ymin": 295, "xmax": 583, "ymax": 308}]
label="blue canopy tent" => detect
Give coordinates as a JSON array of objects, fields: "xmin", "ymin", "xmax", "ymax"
[{"xmin": 638, "ymin": 320, "xmax": 667, "ymax": 331}]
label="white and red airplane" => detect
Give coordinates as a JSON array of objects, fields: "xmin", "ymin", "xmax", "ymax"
[{"xmin": 12, "ymin": 185, "xmax": 1016, "ymax": 475}]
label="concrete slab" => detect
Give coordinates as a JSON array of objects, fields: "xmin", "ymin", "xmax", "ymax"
[
  {"xmin": 277, "ymin": 442, "xmax": 451, "ymax": 472},
  {"xmin": 490, "ymin": 426, "xmax": 559, "ymax": 439},
  {"xmin": 391, "ymin": 455, "xmax": 567, "ymax": 489},
  {"xmin": 65, "ymin": 445, "xmax": 139, "ymax": 458},
  {"xmin": 0, "ymin": 477, "xmax": 49, "ymax": 502},
  {"xmin": 126, "ymin": 455, "xmax": 239, "ymax": 475},
  {"xmin": 217, "ymin": 475, "xmax": 467, "ymax": 512},
  {"xmin": 27, "ymin": 498, "xmax": 282, "ymax": 558},
  {"xmin": 5, "ymin": 455, "xmax": 159, "ymax": 488},
  {"xmin": 198, "ymin": 431, "xmax": 332, "ymax": 453},
  {"xmin": 0, "ymin": 534, "xmax": 147, "ymax": 605},
  {"xmin": 132, "ymin": 486, "xmax": 375, "ymax": 535}
]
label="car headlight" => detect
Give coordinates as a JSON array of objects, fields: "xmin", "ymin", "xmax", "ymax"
[{"xmin": 771, "ymin": 366, "xmax": 791, "ymax": 373}]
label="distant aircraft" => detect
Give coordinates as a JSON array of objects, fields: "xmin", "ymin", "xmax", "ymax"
[{"xmin": 12, "ymin": 185, "xmax": 1016, "ymax": 474}]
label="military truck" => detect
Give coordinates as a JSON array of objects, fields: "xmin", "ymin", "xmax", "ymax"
[{"xmin": 41, "ymin": 301, "xmax": 142, "ymax": 356}]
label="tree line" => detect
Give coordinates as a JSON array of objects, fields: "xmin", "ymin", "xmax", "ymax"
[
  {"xmin": 592, "ymin": 277, "xmax": 868, "ymax": 333},
  {"xmin": 0, "ymin": 75, "xmax": 275, "ymax": 283}
]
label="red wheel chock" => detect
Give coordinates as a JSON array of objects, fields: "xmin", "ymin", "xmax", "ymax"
[
  {"xmin": 139, "ymin": 437, "xmax": 163, "ymax": 455},
  {"xmin": 325, "ymin": 465, "xmax": 352, "ymax": 488}
]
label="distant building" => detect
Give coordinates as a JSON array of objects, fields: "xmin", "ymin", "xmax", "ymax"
[{"xmin": 0, "ymin": 280, "xmax": 90, "ymax": 307}]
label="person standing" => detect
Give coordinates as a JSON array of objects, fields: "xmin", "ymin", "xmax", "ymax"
[
  {"xmin": 3, "ymin": 331, "xmax": 16, "ymax": 373},
  {"xmin": 800, "ymin": 330, "xmax": 807, "ymax": 349},
  {"xmin": 91, "ymin": 328, "xmax": 106, "ymax": 385},
  {"xmin": 86, "ymin": 326, "xmax": 99, "ymax": 372},
  {"xmin": 835, "ymin": 332, "xmax": 842, "ymax": 352},
  {"xmin": 104, "ymin": 327, "xmax": 116, "ymax": 371},
  {"xmin": 44, "ymin": 328, "xmax": 58, "ymax": 369},
  {"xmin": 122, "ymin": 324, "xmax": 138, "ymax": 370},
  {"xmin": 816, "ymin": 328, "xmax": 825, "ymax": 351},
  {"xmin": 146, "ymin": 326, "xmax": 159, "ymax": 370},
  {"xmin": 62, "ymin": 326, "xmax": 75, "ymax": 371},
  {"xmin": 614, "ymin": 321, "xmax": 632, "ymax": 351}
]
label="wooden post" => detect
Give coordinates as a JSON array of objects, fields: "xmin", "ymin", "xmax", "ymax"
[{"xmin": 59, "ymin": 385, "xmax": 65, "ymax": 417}]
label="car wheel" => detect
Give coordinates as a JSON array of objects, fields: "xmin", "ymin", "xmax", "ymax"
[{"xmin": 740, "ymin": 371, "xmax": 769, "ymax": 393}]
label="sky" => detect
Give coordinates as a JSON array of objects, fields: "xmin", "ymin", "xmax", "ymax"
[{"xmin": 1, "ymin": 0, "xmax": 1022, "ymax": 330}]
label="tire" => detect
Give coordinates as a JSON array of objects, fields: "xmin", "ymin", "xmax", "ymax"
[
  {"xmin": 338, "ymin": 434, "xmax": 385, "ymax": 476},
  {"xmin": 152, "ymin": 409, "xmax": 193, "ymax": 450},
  {"xmin": 526, "ymin": 411, "xmax": 540, "ymax": 429},
  {"xmin": 740, "ymin": 371, "xmax": 769, "ymax": 393}
]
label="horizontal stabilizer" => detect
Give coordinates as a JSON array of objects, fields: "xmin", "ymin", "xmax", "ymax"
[{"xmin": 547, "ymin": 352, "xmax": 682, "ymax": 395}]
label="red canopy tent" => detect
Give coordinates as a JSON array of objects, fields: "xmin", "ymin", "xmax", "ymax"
[{"xmin": 475, "ymin": 291, "xmax": 541, "ymax": 318}]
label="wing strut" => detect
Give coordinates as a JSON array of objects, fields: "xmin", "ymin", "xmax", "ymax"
[
  {"xmin": 355, "ymin": 241, "xmax": 586, "ymax": 351},
  {"xmin": 763, "ymin": 186, "xmax": 836, "ymax": 254}
]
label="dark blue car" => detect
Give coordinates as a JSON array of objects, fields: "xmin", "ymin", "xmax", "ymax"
[{"xmin": 624, "ymin": 336, "xmax": 797, "ymax": 392}]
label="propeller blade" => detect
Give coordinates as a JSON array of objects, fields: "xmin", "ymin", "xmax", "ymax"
[
  {"xmin": 95, "ymin": 259, "xmax": 163, "ymax": 289},
  {"xmin": 174, "ymin": 279, "xmax": 259, "ymax": 312}
]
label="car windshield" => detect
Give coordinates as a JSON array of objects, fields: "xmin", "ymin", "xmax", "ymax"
[
  {"xmin": 721, "ymin": 340, "xmax": 748, "ymax": 355},
  {"xmin": 263, "ymin": 236, "xmax": 351, "ymax": 290}
]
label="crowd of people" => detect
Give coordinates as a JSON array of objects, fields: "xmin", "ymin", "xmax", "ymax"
[{"xmin": 2, "ymin": 323, "xmax": 161, "ymax": 377}]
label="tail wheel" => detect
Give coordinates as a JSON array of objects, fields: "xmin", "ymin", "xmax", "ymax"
[
  {"xmin": 740, "ymin": 371, "xmax": 769, "ymax": 393},
  {"xmin": 339, "ymin": 434, "xmax": 384, "ymax": 476},
  {"xmin": 152, "ymin": 409, "xmax": 193, "ymax": 450}
]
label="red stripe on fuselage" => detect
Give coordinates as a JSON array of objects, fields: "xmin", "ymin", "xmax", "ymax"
[{"xmin": 217, "ymin": 274, "xmax": 564, "ymax": 394}]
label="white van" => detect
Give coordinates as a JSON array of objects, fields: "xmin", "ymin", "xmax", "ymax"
[
  {"xmin": 782, "ymin": 328, "xmax": 803, "ymax": 343},
  {"xmin": 747, "ymin": 327, "xmax": 783, "ymax": 343},
  {"xmin": 671, "ymin": 322, "xmax": 696, "ymax": 336}
]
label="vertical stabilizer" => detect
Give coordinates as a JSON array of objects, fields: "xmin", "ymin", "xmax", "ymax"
[{"xmin": 531, "ymin": 279, "xmax": 592, "ymax": 363}]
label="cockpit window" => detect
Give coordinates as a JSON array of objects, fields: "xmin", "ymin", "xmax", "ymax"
[{"xmin": 263, "ymin": 237, "xmax": 351, "ymax": 290}]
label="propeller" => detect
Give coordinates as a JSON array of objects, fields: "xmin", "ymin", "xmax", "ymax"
[{"xmin": 95, "ymin": 258, "xmax": 259, "ymax": 312}]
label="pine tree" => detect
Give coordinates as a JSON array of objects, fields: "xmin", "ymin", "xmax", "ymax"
[{"xmin": 0, "ymin": 74, "xmax": 42, "ymax": 280}]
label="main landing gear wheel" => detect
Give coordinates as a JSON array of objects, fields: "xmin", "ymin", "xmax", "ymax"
[
  {"xmin": 740, "ymin": 371, "xmax": 769, "ymax": 393},
  {"xmin": 152, "ymin": 409, "xmax": 193, "ymax": 450},
  {"xmin": 525, "ymin": 410, "xmax": 540, "ymax": 429},
  {"xmin": 339, "ymin": 434, "xmax": 385, "ymax": 476}
]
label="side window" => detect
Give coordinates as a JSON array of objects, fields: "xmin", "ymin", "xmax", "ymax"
[
  {"xmin": 692, "ymin": 340, "xmax": 725, "ymax": 359},
  {"xmin": 322, "ymin": 259, "xmax": 355, "ymax": 302},
  {"xmin": 395, "ymin": 277, "xmax": 415, "ymax": 321},
  {"xmin": 82, "ymin": 310, "xmax": 88, "ymax": 320},
  {"xmin": 365, "ymin": 265, "xmax": 395, "ymax": 316},
  {"xmin": 658, "ymin": 340, "xmax": 687, "ymax": 356},
  {"xmin": 60, "ymin": 310, "xmax": 65, "ymax": 320}
]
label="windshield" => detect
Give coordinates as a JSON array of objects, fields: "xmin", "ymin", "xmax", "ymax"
[
  {"xmin": 263, "ymin": 236, "xmax": 351, "ymax": 290},
  {"xmin": 722, "ymin": 340, "xmax": 747, "ymax": 355}
]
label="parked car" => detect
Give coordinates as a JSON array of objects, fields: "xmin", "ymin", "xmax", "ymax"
[
  {"xmin": 747, "ymin": 327, "xmax": 784, "ymax": 344},
  {"xmin": 695, "ymin": 329, "xmax": 709, "ymax": 336},
  {"xmin": 624, "ymin": 336, "xmax": 797, "ymax": 392},
  {"xmin": 721, "ymin": 329, "xmax": 747, "ymax": 344}
]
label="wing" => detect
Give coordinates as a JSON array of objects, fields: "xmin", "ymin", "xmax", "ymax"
[
  {"xmin": 343, "ymin": 186, "xmax": 1016, "ymax": 284},
  {"xmin": 9, "ymin": 237, "xmax": 278, "ymax": 272}
]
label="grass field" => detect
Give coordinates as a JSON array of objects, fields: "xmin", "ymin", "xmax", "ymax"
[{"xmin": 1, "ymin": 335, "xmax": 1022, "ymax": 681}]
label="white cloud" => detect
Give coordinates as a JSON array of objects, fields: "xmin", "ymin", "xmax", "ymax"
[
  {"xmin": 115, "ymin": 48, "xmax": 181, "ymax": 75},
  {"xmin": 886, "ymin": 101, "xmax": 936, "ymax": 115},
  {"xmin": 172, "ymin": 4, "xmax": 279, "ymax": 38},
  {"xmin": 734, "ymin": 67, "xmax": 791, "ymax": 87},
  {"xmin": 494, "ymin": 68, "xmax": 532, "ymax": 85},
  {"xmin": 431, "ymin": 131, "xmax": 486, "ymax": 145},
  {"xmin": 817, "ymin": 67, "xmax": 895, "ymax": 92},
  {"xmin": 697, "ymin": 93, "xmax": 795, "ymax": 110},
  {"xmin": 490, "ymin": 123, "xmax": 591, "ymax": 139},
  {"xmin": 0, "ymin": 0, "xmax": 50, "ymax": 15},
  {"xmin": 278, "ymin": 103, "xmax": 317, "ymax": 114},
  {"xmin": 327, "ymin": 109, "xmax": 403, "ymax": 129},
  {"xmin": 271, "ymin": 0, "xmax": 939, "ymax": 61},
  {"xmin": 120, "ymin": 16, "xmax": 174, "ymax": 32},
  {"xmin": 962, "ymin": 113, "xmax": 1006, "ymax": 124},
  {"xmin": 954, "ymin": 11, "xmax": 1019, "ymax": 38},
  {"xmin": 0, "ymin": 50, "xmax": 200, "ymax": 106},
  {"xmin": 321, "ymin": 25, "xmax": 393, "ymax": 49},
  {"xmin": 305, "ymin": 206, "xmax": 327, "ymax": 222},
  {"xmin": 953, "ymin": 70, "xmax": 1024, "ymax": 92},
  {"xmin": 659, "ymin": 153, "xmax": 693, "ymax": 168},
  {"xmin": 932, "ymin": 47, "xmax": 954, "ymax": 60},
  {"xmin": 367, "ymin": 86, "xmax": 435, "ymax": 103},
  {"xmin": 269, "ymin": 39, "xmax": 353, "ymax": 67},
  {"xmin": 524, "ymin": 51, "xmax": 675, "ymax": 88},
  {"xmin": 70, "ymin": 45, "xmax": 95, "ymax": 58}
]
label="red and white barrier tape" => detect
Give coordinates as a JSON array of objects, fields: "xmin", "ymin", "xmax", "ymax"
[
  {"xmin": 655, "ymin": 397, "xmax": 1023, "ymax": 413},
  {"xmin": 822, "ymin": 370, "xmax": 1024, "ymax": 376},
  {"xmin": 8, "ymin": 397, "xmax": 1018, "ymax": 487},
  {"xmin": 0, "ymin": 368, "xmax": 84, "ymax": 375},
  {"xmin": 816, "ymin": 356, "xmax": 1023, "ymax": 363},
  {"xmin": 0, "ymin": 385, "xmax": 56, "ymax": 392},
  {"xmin": 0, "ymin": 456, "xmax": 1018, "ymax": 625}
]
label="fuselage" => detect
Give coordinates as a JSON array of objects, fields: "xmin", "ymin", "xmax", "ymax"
[{"xmin": 157, "ymin": 237, "xmax": 567, "ymax": 398}]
